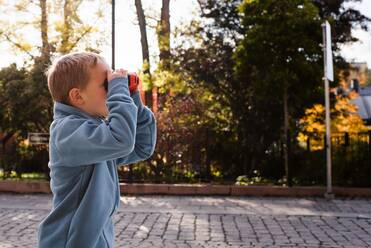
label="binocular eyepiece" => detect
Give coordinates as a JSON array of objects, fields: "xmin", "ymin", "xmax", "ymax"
[{"xmin": 104, "ymin": 78, "xmax": 108, "ymax": 91}]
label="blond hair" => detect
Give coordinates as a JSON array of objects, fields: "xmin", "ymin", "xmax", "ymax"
[{"xmin": 45, "ymin": 52, "xmax": 107, "ymax": 105}]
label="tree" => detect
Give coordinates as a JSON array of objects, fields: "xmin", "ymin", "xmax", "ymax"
[
  {"xmin": 235, "ymin": 0, "xmax": 370, "ymax": 185},
  {"xmin": 152, "ymin": 0, "xmax": 171, "ymax": 112},
  {"xmin": 0, "ymin": 63, "xmax": 52, "ymax": 177},
  {"xmin": 0, "ymin": 0, "xmax": 109, "ymax": 178},
  {"xmin": 171, "ymin": 0, "xmax": 370, "ymax": 184},
  {"xmin": 0, "ymin": 0, "xmax": 108, "ymax": 60},
  {"xmin": 134, "ymin": 0, "xmax": 154, "ymax": 108},
  {"xmin": 313, "ymin": 0, "xmax": 370, "ymax": 45},
  {"xmin": 171, "ymin": 0, "xmax": 244, "ymax": 176},
  {"xmin": 157, "ymin": 0, "xmax": 171, "ymax": 70},
  {"xmin": 40, "ymin": 0, "xmax": 51, "ymax": 59},
  {"xmin": 235, "ymin": 0, "xmax": 325, "ymax": 185}
]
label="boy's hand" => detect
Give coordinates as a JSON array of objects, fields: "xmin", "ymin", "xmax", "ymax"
[
  {"xmin": 103, "ymin": 69, "xmax": 140, "ymax": 93},
  {"xmin": 104, "ymin": 68, "xmax": 128, "ymax": 91},
  {"xmin": 107, "ymin": 68, "xmax": 128, "ymax": 82}
]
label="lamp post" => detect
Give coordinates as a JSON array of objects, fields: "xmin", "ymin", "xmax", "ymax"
[
  {"xmin": 322, "ymin": 21, "xmax": 334, "ymax": 199},
  {"xmin": 112, "ymin": 0, "xmax": 115, "ymax": 70}
]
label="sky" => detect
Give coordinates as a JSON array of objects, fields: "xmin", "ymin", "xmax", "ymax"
[
  {"xmin": 0, "ymin": 0, "xmax": 199, "ymax": 72},
  {"xmin": 340, "ymin": 0, "xmax": 371, "ymax": 66},
  {"xmin": 0, "ymin": 0, "xmax": 370, "ymax": 71},
  {"xmin": 105, "ymin": 0, "xmax": 198, "ymax": 71}
]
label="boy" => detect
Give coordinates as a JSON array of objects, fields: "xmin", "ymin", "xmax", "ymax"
[{"xmin": 37, "ymin": 52, "xmax": 157, "ymax": 248}]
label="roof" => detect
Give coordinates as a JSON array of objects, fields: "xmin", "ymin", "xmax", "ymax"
[{"xmin": 351, "ymin": 86, "xmax": 371, "ymax": 125}]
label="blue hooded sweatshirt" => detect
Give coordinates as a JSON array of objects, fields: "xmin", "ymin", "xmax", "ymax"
[{"xmin": 37, "ymin": 76, "xmax": 157, "ymax": 248}]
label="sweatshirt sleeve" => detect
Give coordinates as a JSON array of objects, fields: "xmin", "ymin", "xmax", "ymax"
[
  {"xmin": 53, "ymin": 76, "xmax": 138, "ymax": 166},
  {"xmin": 115, "ymin": 91, "xmax": 157, "ymax": 167}
]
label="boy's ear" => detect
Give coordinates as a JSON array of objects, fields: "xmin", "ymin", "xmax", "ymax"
[{"xmin": 68, "ymin": 88, "xmax": 85, "ymax": 106}]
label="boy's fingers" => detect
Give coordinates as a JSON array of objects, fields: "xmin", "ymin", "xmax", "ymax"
[
  {"xmin": 107, "ymin": 69, "xmax": 129, "ymax": 83},
  {"xmin": 106, "ymin": 68, "xmax": 115, "ymax": 82},
  {"xmin": 114, "ymin": 69, "xmax": 127, "ymax": 75}
]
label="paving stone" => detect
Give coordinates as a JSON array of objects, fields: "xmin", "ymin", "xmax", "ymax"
[{"xmin": 1, "ymin": 193, "xmax": 371, "ymax": 247}]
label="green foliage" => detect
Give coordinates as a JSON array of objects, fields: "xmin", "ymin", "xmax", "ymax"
[
  {"xmin": 0, "ymin": 57, "xmax": 52, "ymax": 178},
  {"xmin": 235, "ymin": 0, "xmax": 324, "ymax": 120},
  {"xmin": 235, "ymin": 175, "xmax": 249, "ymax": 186},
  {"xmin": 211, "ymin": 165, "xmax": 223, "ymax": 181},
  {"xmin": 148, "ymin": 88, "xmax": 216, "ymax": 182},
  {"xmin": 235, "ymin": 170, "xmax": 273, "ymax": 186},
  {"xmin": 0, "ymin": 170, "xmax": 46, "ymax": 181},
  {"xmin": 168, "ymin": 0, "xmax": 371, "ymax": 185},
  {"xmin": 1, "ymin": 0, "xmax": 370, "ymax": 187},
  {"xmin": 184, "ymin": 170, "xmax": 198, "ymax": 183}
]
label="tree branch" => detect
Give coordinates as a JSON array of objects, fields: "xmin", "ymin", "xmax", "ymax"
[{"xmin": 0, "ymin": 30, "xmax": 35, "ymax": 60}]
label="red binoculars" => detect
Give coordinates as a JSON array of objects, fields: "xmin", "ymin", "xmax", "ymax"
[{"xmin": 104, "ymin": 73, "xmax": 140, "ymax": 92}]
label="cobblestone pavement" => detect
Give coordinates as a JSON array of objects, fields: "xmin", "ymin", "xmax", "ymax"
[{"xmin": 0, "ymin": 194, "xmax": 371, "ymax": 247}]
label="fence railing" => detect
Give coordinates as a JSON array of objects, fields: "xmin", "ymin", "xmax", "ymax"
[
  {"xmin": 118, "ymin": 131, "xmax": 371, "ymax": 186},
  {"xmin": 2, "ymin": 131, "xmax": 370, "ymax": 186}
]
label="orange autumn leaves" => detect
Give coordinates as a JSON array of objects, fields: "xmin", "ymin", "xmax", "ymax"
[{"xmin": 297, "ymin": 95, "xmax": 368, "ymax": 150}]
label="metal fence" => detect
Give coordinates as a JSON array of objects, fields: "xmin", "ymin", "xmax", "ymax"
[
  {"xmin": 3, "ymin": 131, "xmax": 370, "ymax": 186},
  {"xmin": 290, "ymin": 131, "xmax": 371, "ymax": 186}
]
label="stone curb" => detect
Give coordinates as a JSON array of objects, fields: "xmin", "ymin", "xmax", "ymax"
[{"xmin": 1, "ymin": 181, "xmax": 371, "ymax": 197}]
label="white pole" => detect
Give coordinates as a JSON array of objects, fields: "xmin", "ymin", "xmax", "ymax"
[
  {"xmin": 112, "ymin": 0, "xmax": 115, "ymax": 70},
  {"xmin": 322, "ymin": 22, "xmax": 334, "ymax": 199},
  {"xmin": 324, "ymin": 77, "xmax": 333, "ymax": 196}
]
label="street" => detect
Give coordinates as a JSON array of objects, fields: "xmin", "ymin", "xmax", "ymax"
[{"xmin": 0, "ymin": 194, "xmax": 371, "ymax": 247}]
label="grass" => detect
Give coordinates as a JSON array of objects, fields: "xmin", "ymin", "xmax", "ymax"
[{"xmin": 0, "ymin": 170, "xmax": 47, "ymax": 181}]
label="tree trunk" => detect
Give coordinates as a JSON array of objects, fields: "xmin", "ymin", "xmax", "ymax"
[
  {"xmin": 134, "ymin": 0, "xmax": 153, "ymax": 109},
  {"xmin": 204, "ymin": 128, "xmax": 211, "ymax": 181},
  {"xmin": 156, "ymin": 0, "xmax": 171, "ymax": 111},
  {"xmin": 157, "ymin": 0, "xmax": 171, "ymax": 69},
  {"xmin": 39, "ymin": 0, "xmax": 50, "ymax": 59},
  {"xmin": 60, "ymin": 0, "xmax": 72, "ymax": 54},
  {"xmin": 283, "ymin": 86, "xmax": 292, "ymax": 186}
]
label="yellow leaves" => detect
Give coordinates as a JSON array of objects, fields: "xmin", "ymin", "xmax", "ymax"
[
  {"xmin": 54, "ymin": 19, "xmax": 100, "ymax": 54},
  {"xmin": 304, "ymin": 103, "xmax": 324, "ymax": 115},
  {"xmin": 239, "ymin": 0, "xmax": 261, "ymax": 14},
  {"xmin": 242, "ymin": 0, "xmax": 258, "ymax": 6},
  {"xmin": 54, "ymin": 20, "xmax": 64, "ymax": 33},
  {"xmin": 14, "ymin": 0, "xmax": 29, "ymax": 12},
  {"xmin": 3, "ymin": 0, "xmax": 107, "ymax": 56},
  {"xmin": 152, "ymin": 69, "xmax": 188, "ymax": 94},
  {"xmin": 18, "ymin": 42, "xmax": 33, "ymax": 52},
  {"xmin": 297, "ymin": 95, "xmax": 368, "ymax": 150},
  {"xmin": 332, "ymin": 96, "xmax": 368, "ymax": 133},
  {"xmin": 162, "ymin": 155, "xmax": 167, "ymax": 164},
  {"xmin": 19, "ymin": 138, "xmax": 29, "ymax": 148},
  {"xmin": 95, "ymin": 9, "xmax": 105, "ymax": 19},
  {"xmin": 299, "ymin": 103, "xmax": 325, "ymax": 133},
  {"xmin": 4, "ymin": 32, "xmax": 34, "ymax": 54}
]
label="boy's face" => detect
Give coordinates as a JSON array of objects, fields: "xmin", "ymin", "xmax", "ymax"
[{"xmin": 77, "ymin": 61, "xmax": 110, "ymax": 118}]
